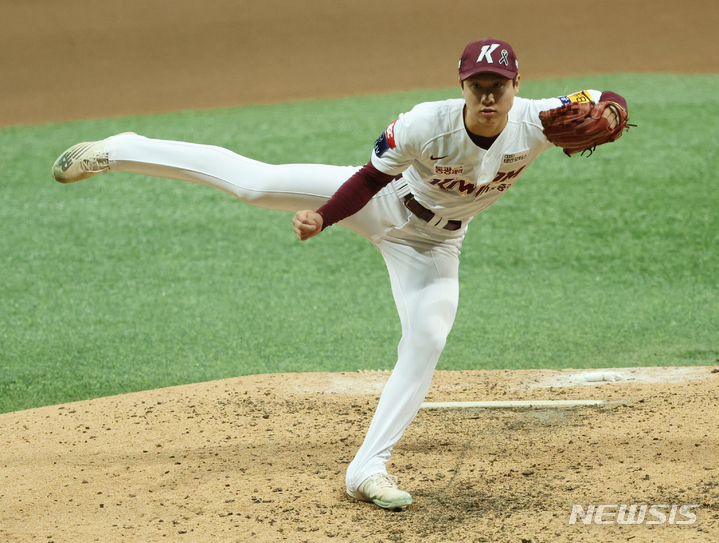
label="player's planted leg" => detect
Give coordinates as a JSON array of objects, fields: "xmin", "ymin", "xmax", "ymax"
[
  {"xmin": 345, "ymin": 240, "xmax": 460, "ymax": 510},
  {"xmin": 346, "ymin": 473, "xmax": 412, "ymax": 511}
]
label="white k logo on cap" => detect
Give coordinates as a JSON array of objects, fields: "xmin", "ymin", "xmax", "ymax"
[
  {"xmin": 476, "ymin": 44, "xmax": 500, "ymax": 64},
  {"xmin": 459, "ymin": 38, "xmax": 518, "ymax": 80}
]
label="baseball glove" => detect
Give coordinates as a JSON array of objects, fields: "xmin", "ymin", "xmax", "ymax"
[{"xmin": 539, "ymin": 101, "xmax": 630, "ymax": 157}]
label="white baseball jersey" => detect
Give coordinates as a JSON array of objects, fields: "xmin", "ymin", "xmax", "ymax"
[{"xmin": 371, "ymin": 90, "xmax": 603, "ymax": 222}]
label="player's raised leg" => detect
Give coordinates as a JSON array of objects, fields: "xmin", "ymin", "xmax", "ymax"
[
  {"xmin": 52, "ymin": 133, "xmax": 136, "ymax": 183},
  {"xmin": 53, "ymin": 133, "xmax": 360, "ymax": 214},
  {"xmin": 346, "ymin": 239, "xmax": 460, "ymax": 509}
]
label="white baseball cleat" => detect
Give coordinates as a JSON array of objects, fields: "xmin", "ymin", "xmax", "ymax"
[
  {"xmin": 52, "ymin": 133, "xmax": 136, "ymax": 183},
  {"xmin": 347, "ymin": 473, "xmax": 412, "ymax": 511}
]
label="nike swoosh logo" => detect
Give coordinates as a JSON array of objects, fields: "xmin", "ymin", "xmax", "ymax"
[{"xmin": 430, "ymin": 154, "xmax": 448, "ymax": 160}]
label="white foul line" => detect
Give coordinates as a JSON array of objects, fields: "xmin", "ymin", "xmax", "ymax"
[{"xmin": 420, "ymin": 399, "xmax": 617, "ymax": 409}]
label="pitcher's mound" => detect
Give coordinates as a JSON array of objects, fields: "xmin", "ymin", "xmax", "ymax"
[{"xmin": 2, "ymin": 367, "xmax": 717, "ymax": 542}]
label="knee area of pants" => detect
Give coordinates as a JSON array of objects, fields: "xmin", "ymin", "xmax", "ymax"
[
  {"xmin": 235, "ymin": 188, "xmax": 272, "ymax": 205},
  {"xmin": 409, "ymin": 326, "xmax": 449, "ymax": 353}
]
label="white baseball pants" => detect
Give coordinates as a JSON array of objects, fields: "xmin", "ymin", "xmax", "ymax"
[{"xmin": 107, "ymin": 134, "xmax": 463, "ymax": 493}]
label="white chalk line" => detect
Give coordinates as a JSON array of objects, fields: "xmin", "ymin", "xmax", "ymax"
[{"xmin": 420, "ymin": 399, "xmax": 625, "ymax": 409}]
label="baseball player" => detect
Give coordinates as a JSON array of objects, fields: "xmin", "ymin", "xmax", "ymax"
[{"xmin": 52, "ymin": 38, "xmax": 628, "ymax": 511}]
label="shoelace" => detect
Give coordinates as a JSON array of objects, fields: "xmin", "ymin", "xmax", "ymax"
[
  {"xmin": 371, "ymin": 473, "xmax": 400, "ymax": 489},
  {"xmin": 82, "ymin": 152, "xmax": 109, "ymax": 173}
]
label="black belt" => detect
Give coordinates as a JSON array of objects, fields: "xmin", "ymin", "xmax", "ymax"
[{"xmin": 403, "ymin": 194, "xmax": 462, "ymax": 231}]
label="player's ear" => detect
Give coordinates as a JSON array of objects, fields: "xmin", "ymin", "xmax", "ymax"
[
  {"xmin": 459, "ymin": 77, "xmax": 464, "ymax": 89},
  {"xmin": 514, "ymin": 74, "xmax": 521, "ymax": 91}
]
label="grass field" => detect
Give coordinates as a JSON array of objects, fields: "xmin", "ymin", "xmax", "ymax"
[{"xmin": 1, "ymin": 73, "xmax": 717, "ymax": 414}]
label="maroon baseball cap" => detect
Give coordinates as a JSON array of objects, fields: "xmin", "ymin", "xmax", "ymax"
[{"xmin": 458, "ymin": 38, "xmax": 519, "ymax": 80}]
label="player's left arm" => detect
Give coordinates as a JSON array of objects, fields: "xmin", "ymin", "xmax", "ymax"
[
  {"xmin": 536, "ymin": 90, "xmax": 631, "ymax": 156},
  {"xmin": 597, "ymin": 91, "xmax": 628, "ymax": 130}
]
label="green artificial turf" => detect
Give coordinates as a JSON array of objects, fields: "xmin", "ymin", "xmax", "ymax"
[{"xmin": 1, "ymin": 73, "xmax": 717, "ymax": 413}]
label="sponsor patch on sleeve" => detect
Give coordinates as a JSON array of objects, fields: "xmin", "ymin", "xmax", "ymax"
[
  {"xmin": 374, "ymin": 120, "xmax": 397, "ymax": 158},
  {"xmin": 565, "ymin": 90, "xmax": 593, "ymax": 103},
  {"xmin": 558, "ymin": 95, "xmax": 571, "ymax": 105}
]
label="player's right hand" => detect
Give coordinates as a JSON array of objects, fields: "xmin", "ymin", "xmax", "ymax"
[{"xmin": 292, "ymin": 210, "xmax": 324, "ymax": 241}]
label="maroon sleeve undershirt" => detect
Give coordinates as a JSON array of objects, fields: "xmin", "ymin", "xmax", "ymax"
[
  {"xmin": 599, "ymin": 91, "xmax": 628, "ymax": 111},
  {"xmin": 316, "ymin": 161, "xmax": 395, "ymax": 229}
]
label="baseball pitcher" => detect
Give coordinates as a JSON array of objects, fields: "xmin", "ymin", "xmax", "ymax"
[{"xmin": 52, "ymin": 37, "xmax": 629, "ymax": 511}]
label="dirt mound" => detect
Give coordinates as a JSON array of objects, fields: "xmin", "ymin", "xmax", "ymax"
[{"xmin": 2, "ymin": 368, "xmax": 717, "ymax": 542}]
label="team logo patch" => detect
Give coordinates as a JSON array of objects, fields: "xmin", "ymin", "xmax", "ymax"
[
  {"xmin": 385, "ymin": 120, "xmax": 397, "ymax": 148},
  {"xmin": 374, "ymin": 120, "xmax": 398, "ymax": 158},
  {"xmin": 502, "ymin": 151, "xmax": 529, "ymax": 165},
  {"xmin": 476, "ymin": 43, "xmax": 500, "ymax": 64},
  {"xmin": 565, "ymin": 90, "xmax": 593, "ymax": 103},
  {"xmin": 558, "ymin": 96, "xmax": 572, "ymax": 105},
  {"xmin": 374, "ymin": 133, "xmax": 389, "ymax": 157}
]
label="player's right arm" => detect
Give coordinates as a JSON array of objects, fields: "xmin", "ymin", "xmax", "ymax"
[
  {"xmin": 291, "ymin": 103, "xmax": 443, "ymax": 240},
  {"xmin": 291, "ymin": 161, "xmax": 395, "ymax": 240},
  {"xmin": 292, "ymin": 110, "xmax": 423, "ymax": 240},
  {"xmin": 292, "ymin": 210, "xmax": 324, "ymax": 241}
]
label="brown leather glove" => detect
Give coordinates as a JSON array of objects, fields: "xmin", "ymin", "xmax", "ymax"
[{"xmin": 539, "ymin": 101, "xmax": 630, "ymax": 156}]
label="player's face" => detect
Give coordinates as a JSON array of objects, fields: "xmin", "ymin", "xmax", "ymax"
[{"xmin": 461, "ymin": 74, "xmax": 520, "ymax": 137}]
